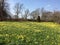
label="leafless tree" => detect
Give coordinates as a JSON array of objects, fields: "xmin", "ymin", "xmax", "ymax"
[
  {"xmin": 24, "ymin": 9, "xmax": 29, "ymax": 19},
  {"xmin": 14, "ymin": 2, "xmax": 23, "ymax": 19},
  {"xmin": 30, "ymin": 8, "xmax": 40, "ymax": 20},
  {"xmin": 0, "ymin": 0, "xmax": 11, "ymax": 21},
  {"xmin": 41, "ymin": 10, "xmax": 53, "ymax": 22},
  {"xmin": 52, "ymin": 11, "xmax": 60, "ymax": 23}
]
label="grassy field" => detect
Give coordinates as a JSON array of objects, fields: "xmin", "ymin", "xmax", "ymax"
[{"xmin": 0, "ymin": 22, "xmax": 60, "ymax": 45}]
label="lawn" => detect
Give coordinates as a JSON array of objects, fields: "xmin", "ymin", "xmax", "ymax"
[{"xmin": 0, "ymin": 22, "xmax": 60, "ymax": 45}]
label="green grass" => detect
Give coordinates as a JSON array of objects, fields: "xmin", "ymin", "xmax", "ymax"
[{"xmin": 0, "ymin": 22, "xmax": 60, "ymax": 45}]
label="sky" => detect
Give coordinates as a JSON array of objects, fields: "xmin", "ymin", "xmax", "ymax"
[{"xmin": 7, "ymin": 0, "xmax": 60, "ymax": 14}]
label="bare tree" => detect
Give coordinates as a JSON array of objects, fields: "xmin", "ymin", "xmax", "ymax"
[
  {"xmin": 41, "ymin": 10, "xmax": 53, "ymax": 22},
  {"xmin": 52, "ymin": 11, "xmax": 60, "ymax": 23},
  {"xmin": 0, "ymin": 0, "xmax": 9, "ymax": 10},
  {"xmin": 14, "ymin": 2, "xmax": 23, "ymax": 19},
  {"xmin": 30, "ymin": 8, "xmax": 40, "ymax": 20},
  {"xmin": 24, "ymin": 9, "xmax": 29, "ymax": 19},
  {"xmin": 0, "ymin": 0, "xmax": 11, "ymax": 21}
]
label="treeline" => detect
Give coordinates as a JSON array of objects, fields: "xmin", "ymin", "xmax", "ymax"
[
  {"xmin": 0, "ymin": 0, "xmax": 60, "ymax": 23},
  {"xmin": 41, "ymin": 10, "xmax": 60, "ymax": 23}
]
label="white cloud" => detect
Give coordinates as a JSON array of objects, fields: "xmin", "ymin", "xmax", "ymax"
[
  {"xmin": 44, "ymin": 4, "xmax": 53, "ymax": 11},
  {"xmin": 46, "ymin": 4, "xmax": 51, "ymax": 8}
]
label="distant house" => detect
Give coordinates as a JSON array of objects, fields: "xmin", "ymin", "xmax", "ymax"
[{"xmin": 13, "ymin": 15, "xmax": 19, "ymax": 19}]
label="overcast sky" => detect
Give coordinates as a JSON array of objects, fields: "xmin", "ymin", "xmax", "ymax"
[{"xmin": 8, "ymin": 0, "xmax": 60, "ymax": 14}]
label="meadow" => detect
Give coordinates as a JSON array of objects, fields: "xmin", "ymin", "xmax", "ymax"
[{"xmin": 0, "ymin": 22, "xmax": 60, "ymax": 45}]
